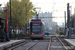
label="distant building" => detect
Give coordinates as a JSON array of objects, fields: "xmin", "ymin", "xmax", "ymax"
[
  {"xmin": 38, "ymin": 12, "xmax": 52, "ymax": 29},
  {"xmin": 38, "ymin": 12, "xmax": 57, "ymax": 32}
]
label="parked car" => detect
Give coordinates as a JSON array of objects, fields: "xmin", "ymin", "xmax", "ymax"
[{"xmin": 45, "ymin": 31, "xmax": 50, "ymax": 35}]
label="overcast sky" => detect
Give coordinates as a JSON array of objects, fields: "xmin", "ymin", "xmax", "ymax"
[
  {"xmin": 1, "ymin": 0, "xmax": 75, "ymax": 15},
  {"xmin": 30, "ymin": 0, "xmax": 75, "ymax": 25},
  {"xmin": 0, "ymin": 0, "xmax": 75, "ymax": 25}
]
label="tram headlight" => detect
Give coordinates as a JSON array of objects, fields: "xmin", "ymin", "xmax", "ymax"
[{"xmin": 32, "ymin": 33, "xmax": 34, "ymax": 34}]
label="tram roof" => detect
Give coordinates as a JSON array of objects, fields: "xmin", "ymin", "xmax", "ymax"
[{"xmin": 31, "ymin": 19, "xmax": 42, "ymax": 21}]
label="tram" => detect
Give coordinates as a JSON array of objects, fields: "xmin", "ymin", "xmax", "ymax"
[{"xmin": 30, "ymin": 19, "xmax": 45, "ymax": 39}]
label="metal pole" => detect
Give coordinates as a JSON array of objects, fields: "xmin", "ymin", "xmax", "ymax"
[
  {"xmin": 25, "ymin": 4, "xmax": 28, "ymax": 34},
  {"xmin": 28, "ymin": 19, "xmax": 29, "ymax": 33},
  {"xmin": 7, "ymin": 5, "xmax": 10, "ymax": 40},
  {"xmin": 36, "ymin": 13, "xmax": 38, "ymax": 19},
  {"xmin": 67, "ymin": 3, "xmax": 69, "ymax": 38},
  {"xmin": 10, "ymin": 0, "xmax": 12, "ymax": 36},
  {"xmin": 25, "ymin": 4, "xmax": 29, "ymax": 33},
  {"xmin": 6, "ymin": 7, "xmax": 10, "ymax": 41},
  {"xmin": 69, "ymin": 11, "xmax": 71, "ymax": 39},
  {"xmin": 64, "ymin": 11, "xmax": 66, "ymax": 36},
  {"xmin": 67, "ymin": 3, "xmax": 71, "ymax": 39},
  {"xmin": 0, "ymin": 4, "xmax": 2, "ymax": 6},
  {"xmin": 74, "ymin": 8, "xmax": 75, "ymax": 34}
]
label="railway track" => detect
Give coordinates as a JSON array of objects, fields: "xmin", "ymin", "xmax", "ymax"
[
  {"xmin": 26, "ymin": 39, "xmax": 50, "ymax": 50},
  {"xmin": 5, "ymin": 36, "xmax": 74, "ymax": 50},
  {"xmin": 26, "ymin": 40, "xmax": 41, "ymax": 50},
  {"xmin": 6, "ymin": 40, "xmax": 40, "ymax": 50},
  {"xmin": 13, "ymin": 39, "xmax": 50, "ymax": 50},
  {"xmin": 7, "ymin": 41, "xmax": 28, "ymax": 50},
  {"xmin": 48, "ymin": 36, "xmax": 69, "ymax": 50}
]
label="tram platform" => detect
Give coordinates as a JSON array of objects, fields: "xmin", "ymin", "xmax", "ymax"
[
  {"xmin": 64, "ymin": 39, "xmax": 75, "ymax": 50},
  {"xmin": 0, "ymin": 40, "xmax": 25, "ymax": 50}
]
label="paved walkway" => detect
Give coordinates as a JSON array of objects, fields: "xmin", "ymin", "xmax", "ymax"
[
  {"xmin": 0, "ymin": 40, "xmax": 25, "ymax": 50},
  {"xmin": 65, "ymin": 39, "xmax": 75, "ymax": 46}
]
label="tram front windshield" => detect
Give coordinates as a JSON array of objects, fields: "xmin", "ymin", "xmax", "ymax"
[{"xmin": 32, "ymin": 23, "xmax": 42, "ymax": 32}]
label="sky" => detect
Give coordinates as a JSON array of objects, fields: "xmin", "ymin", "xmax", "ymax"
[{"xmin": 0, "ymin": 0, "xmax": 75, "ymax": 25}]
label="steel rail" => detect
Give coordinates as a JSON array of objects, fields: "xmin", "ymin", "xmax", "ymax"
[
  {"xmin": 56, "ymin": 36, "xmax": 68, "ymax": 50},
  {"xmin": 8, "ymin": 41, "xmax": 28, "ymax": 50},
  {"xmin": 26, "ymin": 40, "xmax": 41, "ymax": 50},
  {"xmin": 47, "ymin": 37, "xmax": 51, "ymax": 50}
]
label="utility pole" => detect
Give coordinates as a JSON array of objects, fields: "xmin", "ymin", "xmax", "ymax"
[
  {"xmin": 67, "ymin": 3, "xmax": 71, "ymax": 39},
  {"xmin": 64, "ymin": 11, "xmax": 66, "ymax": 36}
]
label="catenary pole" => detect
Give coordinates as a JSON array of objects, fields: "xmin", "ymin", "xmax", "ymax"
[
  {"xmin": 67, "ymin": 3, "xmax": 71, "ymax": 39},
  {"xmin": 10, "ymin": 0, "xmax": 12, "ymax": 37},
  {"xmin": 64, "ymin": 11, "xmax": 66, "ymax": 36},
  {"xmin": 74, "ymin": 8, "xmax": 75, "ymax": 35}
]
